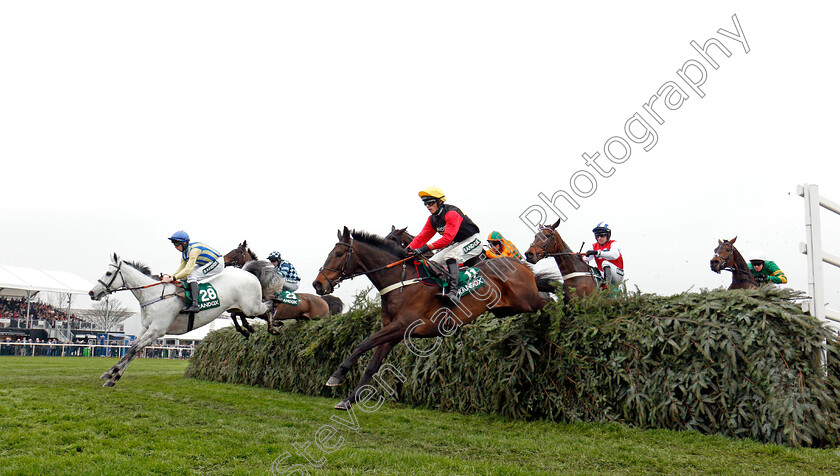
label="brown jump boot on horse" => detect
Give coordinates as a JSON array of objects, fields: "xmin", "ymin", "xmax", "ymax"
[
  {"xmin": 182, "ymin": 281, "xmax": 201, "ymax": 313},
  {"xmin": 437, "ymin": 258, "xmax": 461, "ymax": 306}
]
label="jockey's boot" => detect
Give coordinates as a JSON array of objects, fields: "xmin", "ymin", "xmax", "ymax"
[
  {"xmin": 183, "ymin": 281, "xmax": 201, "ymax": 313},
  {"xmin": 439, "ymin": 259, "xmax": 461, "ymax": 306}
]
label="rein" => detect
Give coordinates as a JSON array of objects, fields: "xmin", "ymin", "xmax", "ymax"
[
  {"xmin": 317, "ymin": 238, "xmax": 417, "ymax": 291},
  {"xmin": 714, "ymin": 243, "xmax": 757, "ymax": 284},
  {"xmin": 97, "ymin": 261, "xmax": 181, "ymax": 305}
]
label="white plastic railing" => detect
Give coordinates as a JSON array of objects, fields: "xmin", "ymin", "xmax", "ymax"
[
  {"xmin": 0, "ymin": 342, "xmax": 193, "ymax": 359},
  {"xmin": 798, "ymin": 184, "xmax": 840, "ymax": 324}
]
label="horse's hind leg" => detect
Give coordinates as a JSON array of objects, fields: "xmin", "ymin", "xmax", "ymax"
[{"xmin": 335, "ymin": 342, "xmax": 395, "ymax": 411}]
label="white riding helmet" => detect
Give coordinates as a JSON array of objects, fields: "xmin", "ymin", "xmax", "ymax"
[{"xmin": 748, "ymin": 251, "xmax": 766, "ymax": 263}]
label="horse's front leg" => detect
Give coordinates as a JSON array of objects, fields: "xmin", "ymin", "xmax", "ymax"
[
  {"xmin": 266, "ymin": 305, "xmax": 282, "ymax": 335},
  {"xmin": 230, "ymin": 312, "xmax": 251, "ymax": 339},
  {"xmin": 101, "ymin": 326, "xmax": 147, "ymax": 380},
  {"xmin": 104, "ymin": 327, "xmax": 166, "ymax": 387},
  {"xmin": 326, "ymin": 322, "xmax": 407, "ymax": 387},
  {"xmin": 335, "ymin": 342, "xmax": 395, "ymax": 411},
  {"xmin": 240, "ymin": 314, "xmax": 255, "ymax": 334}
]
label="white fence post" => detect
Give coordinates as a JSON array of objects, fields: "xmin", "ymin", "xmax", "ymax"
[{"xmin": 798, "ymin": 183, "xmax": 840, "ymax": 325}]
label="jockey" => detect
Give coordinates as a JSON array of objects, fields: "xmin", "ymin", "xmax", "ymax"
[
  {"xmin": 406, "ymin": 187, "xmax": 482, "ymax": 305},
  {"xmin": 268, "ymin": 251, "xmax": 301, "ymax": 292},
  {"xmin": 747, "ymin": 251, "xmax": 787, "ymax": 284},
  {"xmin": 583, "ymin": 222, "xmax": 625, "ymax": 287},
  {"xmin": 485, "ymin": 231, "xmax": 524, "ymax": 261},
  {"xmin": 162, "ymin": 230, "xmax": 224, "ymax": 313}
]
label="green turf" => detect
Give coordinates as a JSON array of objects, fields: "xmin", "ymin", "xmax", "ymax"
[{"xmin": 1, "ymin": 357, "xmax": 839, "ymax": 475}]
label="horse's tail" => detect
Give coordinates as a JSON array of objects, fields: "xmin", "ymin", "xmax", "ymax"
[
  {"xmin": 534, "ymin": 269, "xmax": 562, "ymax": 293},
  {"xmin": 322, "ymin": 295, "xmax": 344, "ymax": 315}
]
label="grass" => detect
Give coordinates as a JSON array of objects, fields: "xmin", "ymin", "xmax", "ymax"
[{"xmin": 1, "ymin": 357, "xmax": 839, "ymax": 475}]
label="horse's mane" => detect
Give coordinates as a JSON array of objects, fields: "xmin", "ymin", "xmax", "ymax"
[
  {"xmin": 247, "ymin": 248, "xmax": 258, "ymax": 260},
  {"xmin": 350, "ymin": 230, "xmax": 409, "ymax": 258},
  {"xmin": 125, "ymin": 260, "xmax": 153, "ymax": 277}
]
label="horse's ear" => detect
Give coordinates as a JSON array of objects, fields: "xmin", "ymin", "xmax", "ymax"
[
  {"xmin": 242, "ymin": 240, "xmax": 247, "ymax": 246},
  {"xmin": 342, "ymin": 226, "xmax": 350, "ymax": 240},
  {"xmin": 398, "ymin": 227, "xmax": 407, "ymax": 233},
  {"xmin": 730, "ymin": 236, "xmax": 737, "ymax": 244},
  {"xmin": 550, "ymin": 218, "xmax": 561, "ymax": 229},
  {"xmin": 337, "ymin": 229, "xmax": 342, "ymax": 240},
  {"xmin": 718, "ymin": 239, "xmax": 723, "ymax": 244},
  {"xmin": 390, "ymin": 225, "xmax": 396, "ymax": 232},
  {"xmin": 112, "ymin": 252, "xmax": 119, "ymax": 263}
]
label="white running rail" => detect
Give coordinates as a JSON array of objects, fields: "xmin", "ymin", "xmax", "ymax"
[{"xmin": 798, "ymin": 184, "xmax": 840, "ymax": 324}]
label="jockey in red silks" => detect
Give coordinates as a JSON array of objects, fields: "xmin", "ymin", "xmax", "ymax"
[
  {"xmin": 406, "ymin": 187, "xmax": 482, "ymax": 305},
  {"xmin": 584, "ymin": 222, "xmax": 625, "ymax": 287}
]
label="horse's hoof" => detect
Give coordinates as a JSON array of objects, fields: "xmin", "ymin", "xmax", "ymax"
[
  {"xmin": 268, "ymin": 328, "xmax": 280, "ymax": 335},
  {"xmin": 100, "ymin": 372, "xmax": 113, "ymax": 379},
  {"xmin": 326, "ymin": 376, "xmax": 343, "ymax": 387},
  {"xmin": 334, "ymin": 400, "xmax": 352, "ymax": 411},
  {"xmin": 103, "ymin": 380, "xmax": 115, "ymax": 388}
]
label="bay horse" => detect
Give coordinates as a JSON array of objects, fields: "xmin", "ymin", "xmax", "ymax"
[
  {"xmin": 223, "ymin": 240, "xmax": 258, "ymax": 267},
  {"xmin": 389, "ymin": 225, "xmax": 559, "ymax": 298},
  {"xmin": 223, "ymin": 242, "xmax": 343, "ymax": 337},
  {"xmin": 89, "ymin": 253, "xmax": 270, "ymax": 386},
  {"xmin": 524, "ymin": 219, "xmax": 598, "ymax": 302},
  {"xmin": 710, "ymin": 237, "xmax": 758, "ymax": 290},
  {"xmin": 312, "ymin": 227, "xmax": 548, "ymax": 411}
]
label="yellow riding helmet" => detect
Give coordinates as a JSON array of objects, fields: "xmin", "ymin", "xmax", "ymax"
[{"xmin": 419, "ymin": 187, "xmax": 446, "ymax": 203}]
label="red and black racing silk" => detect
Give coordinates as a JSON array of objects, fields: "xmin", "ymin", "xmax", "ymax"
[{"xmin": 410, "ymin": 204, "xmax": 480, "ymax": 250}]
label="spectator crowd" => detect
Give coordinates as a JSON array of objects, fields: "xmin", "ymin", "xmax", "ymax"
[{"xmin": 0, "ymin": 296, "xmax": 88, "ymax": 329}]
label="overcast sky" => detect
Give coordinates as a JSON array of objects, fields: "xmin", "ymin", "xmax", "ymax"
[{"xmin": 1, "ymin": 2, "xmax": 838, "ymax": 336}]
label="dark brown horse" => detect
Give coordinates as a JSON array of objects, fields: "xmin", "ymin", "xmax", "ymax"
[
  {"xmin": 710, "ymin": 237, "xmax": 758, "ymax": 290},
  {"xmin": 223, "ymin": 242, "xmax": 343, "ymax": 337},
  {"xmin": 312, "ymin": 227, "xmax": 549, "ymax": 411},
  {"xmin": 524, "ymin": 219, "xmax": 598, "ymax": 302},
  {"xmin": 223, "ymin": 240, "xmax": 259, "ymax": 267}
]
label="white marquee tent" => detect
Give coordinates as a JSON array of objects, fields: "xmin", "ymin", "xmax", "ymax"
[
  {"xmin": 0, "ymin": 264, "xmax": 94, "ymax": 298},
  {"xmin": 0, "ymin": 264, "xmax": 95, "ymax": 328}
]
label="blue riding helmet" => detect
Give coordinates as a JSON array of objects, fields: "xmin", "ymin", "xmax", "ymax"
[
  {"xmin": 268, "ymin": 251, "xmax": 282, "ymax": 262},
  {"xmin": 592, "ymin": 222, "xmax": 611, "ymax": 238},
  {"xmin": 169, "ymin": 230, "xmax": 190, "ymax": 243}
]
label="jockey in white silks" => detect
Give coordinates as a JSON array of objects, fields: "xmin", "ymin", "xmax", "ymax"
[{"xmin": 584, "ymin": 222, "xmax": 625, "ymax": 287}]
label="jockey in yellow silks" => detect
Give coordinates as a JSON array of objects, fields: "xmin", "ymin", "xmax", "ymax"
[{"xmin": 161, "ymin": 230, "xmax": 224, "ymax": 313}]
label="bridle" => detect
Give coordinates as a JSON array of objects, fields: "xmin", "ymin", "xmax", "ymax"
[
  {"xmin": 713, "ymin": 242, "xmax": 754, "ymax": 279},
  {"xmin": 317, "ymin": 238, "xmax": 358, "ymax": 291},
  {"xmin": 97, "ymin": 261, "xmax": 126, "ymax": 295},
  {"xmin": 529, "ymin": 227, "xmax": 559, "ymax": 261},
  {"xmin": 96, "ymin": 260, "xmax": 170, "ymax": 297},
  {"xmin": 317, "ymin": 237, "xmax": 415, "ymax": 292},
  {"xmin": 225, "ymin": 246, "xmax": 249, "ymax": 268}
]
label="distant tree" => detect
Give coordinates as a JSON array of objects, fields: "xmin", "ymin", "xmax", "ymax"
[
  {"xmin": 79, "ymin": 296, "xmax": 132, "ymax": 332},
  {"xmin": 41, "ymin": 292, "xmax": 72, "ymax": 316}
]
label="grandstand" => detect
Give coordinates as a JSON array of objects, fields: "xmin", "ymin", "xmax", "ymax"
[{"xmin": 0, "ymin": 264, "xmax": 95, "ymax": 342}]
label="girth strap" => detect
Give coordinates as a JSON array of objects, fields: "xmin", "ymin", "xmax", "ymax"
[
  {"xmin": 379, "ymin": 278, "xmax": 424, "ymax": 297},
  {"xmin": 562, "ymin": 272, "xmax": 592, "ymax": 280}
]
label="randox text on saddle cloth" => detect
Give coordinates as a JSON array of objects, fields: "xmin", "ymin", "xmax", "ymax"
[{"xmin": 519, "ymin": 13, "xmax": 750, "ymax": 232}]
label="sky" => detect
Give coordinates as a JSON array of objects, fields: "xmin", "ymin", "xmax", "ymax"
[{"xmin": 1, "ymin": 2, "xmax": 838, "ymax": 337}]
